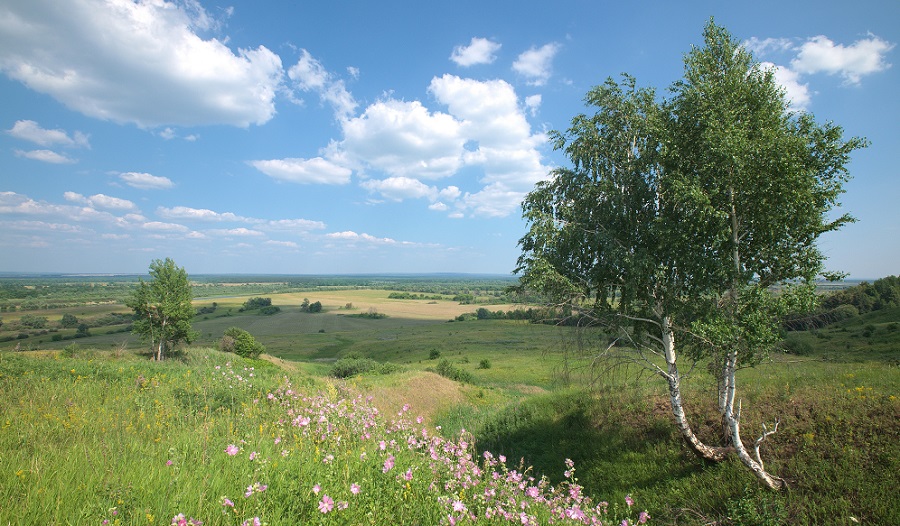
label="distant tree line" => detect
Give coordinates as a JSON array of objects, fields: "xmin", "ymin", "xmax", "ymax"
[
  {"xmin": 240, "ymin": 297, "xmax": 281, "ymax": 315},
  {"xmin": 784, "ymin": 275, "xmax": 899, "ymax": 330}
]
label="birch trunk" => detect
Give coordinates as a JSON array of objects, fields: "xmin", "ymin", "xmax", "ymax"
[
  {"xmin": 661, "ymin": 315, "xmax": 731, "ymax": 462},
  {"xmin": 721, "ymin": 350, "xmax": 784, "ymax": 489}
]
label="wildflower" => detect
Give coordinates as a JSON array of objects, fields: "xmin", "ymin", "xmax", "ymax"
[
  {"xmin": 221, "ymin": 497, "xmax": 234, "ymax": 508},
  {"xmin": 638, "ymin": 511, "xmax": 650, "ymax": 524},
  {"xmin": 453, "ymin": 500, "xmax": 467, "ymax": 513},
  {"xmin": 313, "ymin": 484, "xmax": 321, "ymax": 494},
  {"xmin": 625, "ymin": 495, "xmax": 634, "ymax": 507},
  {"xmin": 225, "ymin": 444, "xmax": 239, "ymax": 456},
  {"xmin": 383, "ymin": 455, "xmax": 395, "ymax": 473},
  {"xmin": 318, "ymin": 495, "xmax": 334, "ymax": 513},
  {"xmin": 350, "ymin": 483, "xmax": 361, "ymax": 495},
  {"xmin": 240, "ymin": 519, "xmax": 261, "ymax": 526},
  {"xmin": 274, "ymin": 436, "xmax": 281, "ymax": 445},
  {"xmin": 404, "ymin": 468, "xmax": 413, "ymax": 481},
  {"xmin": 166, "ymin": 460, "xmax": 173, "ymax": 466}
]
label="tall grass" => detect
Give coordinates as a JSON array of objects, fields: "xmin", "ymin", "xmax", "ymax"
[{"xmin": 0, "ymin": 349, "xmax": 648, "ymax": 525}]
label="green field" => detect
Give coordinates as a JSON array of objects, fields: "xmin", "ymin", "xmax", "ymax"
[{"xmin": 1, "ymin": 280, "xmax": 898, "ymax": 524}]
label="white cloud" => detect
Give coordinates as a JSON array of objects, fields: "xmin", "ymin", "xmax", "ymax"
[
  {"xmin": 288, "ymin": 49, "xmax": 357, "ymax": 119},
  {"xmin": 64, "ymin": 192, "xmax": 136, "ymax": 210},
  {"xmin": 325, "ymin": 231, "xmax": 397, "ymax": 245},
  {"xmin": 450, "ymin": 37, "xmax": 501, "ymax": 67},
  {"xmin": 265, "ymin": 218, "xmax": 326, "ymax": 232},
  {"xmin": 341, "ymin": 99, "xmax": 465, "ymax": 179},
  {"xmin": 360, "ymin": 176, "xmax": 437, "ymax": 201},
  {"xmin": 14, "ymin": 149, "xmax": 76, "ymax": 164},
  {"xmin": 119, "ymin": 172, "xmax": 175, "ymax": 190},
  {"xmin": 265, "ymin": 240, "xmax": 299, "ymax": 249},
  {"xmin": 157, "ymin": 206, "xmax": 250, "ymax": 222},
  {"xmin": 762, "ymin": 62, "xmax": 811, "ymax": 110},
  {"xmin": 250, "ymin": 157, "xmax": 352, "ymax": 185},
  {"xmin": 524, "ymin": 94, "xmax": 542, "ymax": 116},
  {"xmin": 512, "ymin": 43, "xmax": 561, "ymax": 86},
  {"xmin": 142, "ymin": 221, "xmax": 189, "ymax": 232},
  {"xmin": 744, "ymin": 37, "xmax": 795, "ymax": 56},
  {"xmin": 791, "ymin": 34, "xmax": 894, "ymax": 84},
  {"xmin": 0, "ymin": 0, "xmax": 283, "ymax": 128},
  {"xmin": 211, "ymin": 227, "xmax": 265, "ymax": 237},
  {"xmin": 1, "ymin": 220, "xmax": 85, "ymax": 233},
  {"xmin": 6, "ymin": 120, "xmax": 89, "ymax": 148}
]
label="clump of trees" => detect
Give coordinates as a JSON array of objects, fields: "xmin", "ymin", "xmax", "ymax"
[
  {"xmin": 515, "ymin": 20, "xmax": 866, "ymax": 489},
  {"xmin": 784, "ymin": 275, "xmax": 899, "ymax": 330},
  {"xmin": 219, "ymin": 327, "xmax": 265, "ymax": 359},
  {"xmin": 126, "ymin": 258, "xmax": 197, "ymax": 361},
  {"xmin": 300, "ymin": 298, "xmax": 322, "ymax": 313}
]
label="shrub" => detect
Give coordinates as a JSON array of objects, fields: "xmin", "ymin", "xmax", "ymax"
[
  {"xmin": 429, "ymin": 349, "xmax": 441, "ymax": 360},
  {"xmin": 478, "ymin": 359, "xmax": 492, "ymax": 369},
  {"xmin": 219, "ymin": 327, "xmax": 265, "ymax": 359},
  {"xmin": 330, "ymin": 357, "xmax": 377, "ymax": 378},
  {"xmin": 258, "ymin": 305, "xmax": 281, "ymax": 315},
  {"xmin": 435, "ymin": 358, "xmax": 474, "ymax": 383}
]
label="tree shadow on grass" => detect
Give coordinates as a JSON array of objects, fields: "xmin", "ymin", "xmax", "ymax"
[{"xmin": 472, "ymin": 390, "xmax": 705, "ymax": 498}]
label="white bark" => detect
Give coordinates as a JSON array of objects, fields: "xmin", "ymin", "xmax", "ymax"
[
  {"xmin": 721, "ymin": 351, "xmax": 784, "ymax": 489},
  {"xmin": 661, "ymin": 315, "xmax": 730, "ymax": 462}
]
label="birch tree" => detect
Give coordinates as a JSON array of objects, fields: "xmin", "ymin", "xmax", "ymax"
[
  {"xmin": 127, "ymin": 258, "xmax": 197, "ymax": 361},
  {"xmin": 515, "ymin": 20, "xmax": 866, "ymax": 489}
]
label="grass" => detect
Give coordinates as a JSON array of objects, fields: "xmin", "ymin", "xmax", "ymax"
[
  {"xmin": 2, "ymin": 289, "xmax": 898, "ymax": 524},
  {"xmin": 0, "ymin": 348, "xmax": 647, "ymax": 525}
]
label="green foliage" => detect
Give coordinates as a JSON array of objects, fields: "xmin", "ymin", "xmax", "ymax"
[
  {"xmin": 59, "ymin": 313, "xmax": 79, "ymax": 328},
  {"xmin": 434, "ymin": 358, "xmax": 475, "ymax": 383},
  {"xmin": 258, "ymin": 305, "xmax": 281, "ymax": 315},
  {"xmin": 126, "ymin": 258, "xmax": 197, "ymax": 360},
  {"xmin": 241, "ymin": 297, "xmax": 272, "ymax": 310},
  {"xmin": 429, "ymin": 349, "xmax": 441, "ymax": 360},
  {"xmin": 220, "ymin": 327, "xmax": 265, "ymax": 359},
  {"xmin": 18, "ymin": 314, "xmax": 48, "ymax": 329},
  {"xmin": 478, "ymin": 359, "xmax": 492, "ymax": 369}
]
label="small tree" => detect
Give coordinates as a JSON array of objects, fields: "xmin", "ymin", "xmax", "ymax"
[
  {"xmin": 516, "ymin": 20, "xmax": 865, "ymax": 489},
  {"xmin": 127, "ymin": 258, "xmax": 197, "ymax": 361},
  {"xmin": 220, "ymin": 327, "xmax": 265, "ymax": 359},
  {"xmin": 60, "ymin": 313, "xmax": 79, "ymax": 328}
]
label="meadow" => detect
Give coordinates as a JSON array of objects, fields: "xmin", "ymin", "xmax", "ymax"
[{"xmin": 0, "ymin": 279, "xmax": 898, "ymax": 524}]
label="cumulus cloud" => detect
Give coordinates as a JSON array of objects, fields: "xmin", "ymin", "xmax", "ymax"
[
  {"xmin": 762, "ymin": 62, "xmax": 811, "ymax": 110},
  {"xmin": 249, "ymin": 157, "xmax": 352, "ymax": 185},
  {"xmin": 791, "ymin": 34, "xmax": 894, "ymax": 84},
  {"xmin": 119, "ymin": 172, "xmax": 175, "ymax": 190},
  {"xmin": 211, "ymin": 227, "xmax": 265, "ymax": 237},
  {"xmin": 512, "ymin": 43, "xmax": 561, "ymax": 86},
  {"xmin": 265, "ymin": 240, "xmax": 299, "ymax": 249},
  {"xmin": 64, "ymin": 192, "xmax": 136, "ymax": 210},
  {"xmin": 746, "ymin": 33, "xmax": 893, "ymax": 109},
  {"xmin": 6, "ymin": 120, "xmax": 89, "ymax": 148},
  {"xmin": 0, "ymin": 0, "xmax": 283, "ymax": 128},
  {"xmin": 14, "ymin": 149, "xmax": 76, "ymax": 164},
  {"xmin": 288, "ymin": 49, "xmax": 357, "ymax": 119},
  {"xmin": 325, "ymin": 231, "xmax": 397, "ymax": 245},
  {"xmin": 450, "ymin": 37, "xmax": 501, "ymax": 67},
  {"xmin": 341, "ymin": 99, "xmax": 465, "ymax": 180},
  {"xmin": 265, "ymin": 218, "xmax": 326, "ymax": 232},
  {"xmin": 157, "ymin": 206, "xmax": 250, "ymax": 222},
  {"xmin": 142, "ymin": 221, "xmax": 189, "ymax": 233},
  {"xmin": 360, "ymin": 176, "xmax": 437, "ymax": 201}
]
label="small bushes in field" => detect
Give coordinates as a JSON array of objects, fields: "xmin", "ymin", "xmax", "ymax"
[
  {"xmin": 330, "ymin": 357, "xmax": 402, "ymax": 378},
  {"xmin": 434, "ymin": 358, "xmax": 474, "ymax": 383},
  {"xmin": 478, "ymin": 358, "xmax": 492, "ymax": 369},
  {"xmin": 219, "ymin": 327, "xmax": 265, "ymax": 359},
  {"xmin": 429, "ymin": 349, "xmax": 441, "ymax": 360},
  {"xmin": 783, "ymin": 335, "xmax": 813, "ymax": 356}
]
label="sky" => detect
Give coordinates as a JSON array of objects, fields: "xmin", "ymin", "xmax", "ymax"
[{"xmin": 0, "ymin": 0, "xmax": 896, "ymax": 278}]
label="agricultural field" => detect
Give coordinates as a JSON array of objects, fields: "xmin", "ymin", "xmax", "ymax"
[{"xmin": 0, "ymin": 276, "xmax": 898, "ymax": 524}]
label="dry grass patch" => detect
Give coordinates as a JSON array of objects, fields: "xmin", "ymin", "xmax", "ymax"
[{"xmin": 351, "ymin": 370, "xmax": 468, "ymax": 424}]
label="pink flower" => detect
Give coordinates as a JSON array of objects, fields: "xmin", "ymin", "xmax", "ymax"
[
  {"xmin": 452, "ymin": 500, "xmax": 467, "ymax": 513},
  {"xmin": 225, "ymin": 444, "xmax": 239, "ymax": 456},
  {"xmin": 404, "ymin": 468, "xmax": 413, "ymax": 481},
  {"xmin": 313, "ymin": 484, "xmax": 321, "ymax": 494},
  {"xmin": 249, "ymin": 451, "xmax": 257, "ymax": 461},
  {"xmin": 638, "ymin": 511, "xmax": 650, "ymax": 524},
  {"xmin": 222, "ymin": 497, "xmax": 234, "ymax": 508},
  {"xmin": 382, "ymin": 455, "xmax": 395, "ymax": 473},
  {"xmin": 625, "ymin": 495, "xmax": 634, "ymax": 507},
  {"xmin": 166, "ymin": 460, "xmax": 173, "ymax": 466},
  {"xmin": 350, "ymin": 483, "xmax": 361, "ymax": 495},
  {"xmin": 318, "ymin": 495, "xmax": 334, "ymax": 513}
]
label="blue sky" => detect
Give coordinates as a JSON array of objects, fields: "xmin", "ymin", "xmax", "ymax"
[{"xmin": 0, "ymin": 0, "xmax": 896, "ymax": 278}]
